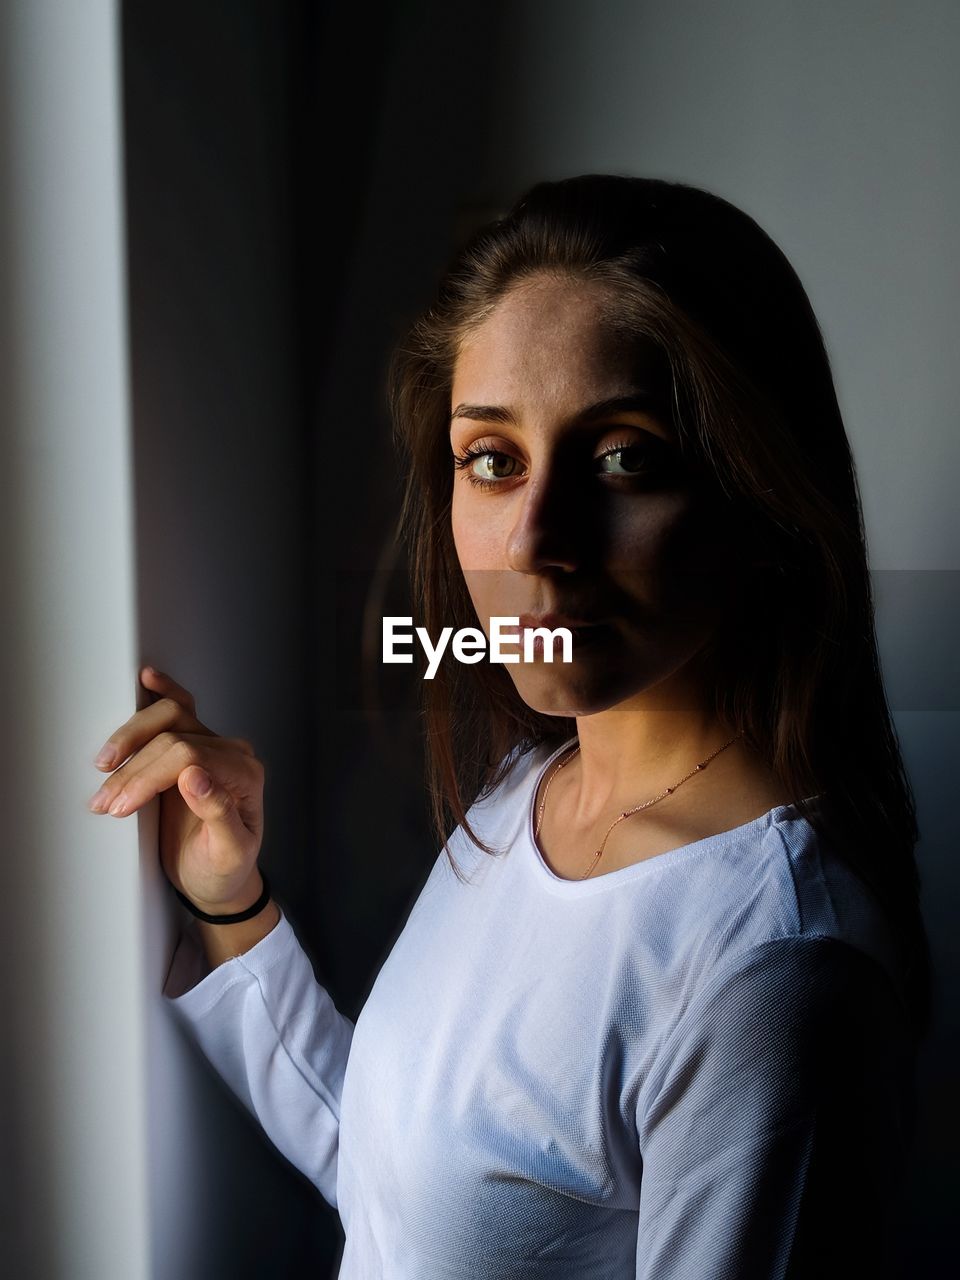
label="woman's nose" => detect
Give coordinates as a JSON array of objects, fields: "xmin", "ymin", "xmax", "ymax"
[{"xmin": 505, "ymin": 471, "xmax": 582, "ymax": 575}]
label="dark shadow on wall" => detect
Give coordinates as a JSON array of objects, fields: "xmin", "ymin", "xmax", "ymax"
[{"xmin": 123, "ymin": 1, "xmax": 402, "ymax": 1275}]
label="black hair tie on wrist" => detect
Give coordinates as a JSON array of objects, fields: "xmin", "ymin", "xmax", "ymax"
[{"xmin": 175, "ymin": 870, "xmax": 271, "ymax": 925}]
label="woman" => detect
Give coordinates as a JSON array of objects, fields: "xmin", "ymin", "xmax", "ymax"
[{"xmin": 91, "ymin": 175, "xmax": 932, "ymax": 1277}]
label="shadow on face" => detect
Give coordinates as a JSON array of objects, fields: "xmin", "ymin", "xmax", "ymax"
[{"xmin": 448, "ymin": 273, "xmax": 755, "ymax": 718}]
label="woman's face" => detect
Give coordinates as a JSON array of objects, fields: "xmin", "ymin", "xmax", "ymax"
[{"xmin": 448, "ymin": 272, "xmax": 745, "ymax": 718}]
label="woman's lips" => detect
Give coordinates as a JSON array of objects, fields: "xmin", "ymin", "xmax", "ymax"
[{"xmin": 519, "ymin": 623, "xmax": 610, "ymax": 656}]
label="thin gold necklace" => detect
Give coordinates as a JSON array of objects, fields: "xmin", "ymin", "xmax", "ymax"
[{"xmin": 534, "ymin": 731, "xmax": 746, "ymax": 880}]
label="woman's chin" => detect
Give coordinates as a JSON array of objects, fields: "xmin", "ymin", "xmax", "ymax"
[{"xmin": 508, "ymin": 667, "xmax": 634, "ymax": 719}]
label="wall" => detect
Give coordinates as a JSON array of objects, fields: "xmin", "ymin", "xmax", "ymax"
[{"xmin": 0, "ymin": 2, "xmax": 148, "ymax": 1276}]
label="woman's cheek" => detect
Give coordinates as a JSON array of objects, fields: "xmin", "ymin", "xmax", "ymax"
[
  {"xmin": 653, "ymin": 493, "xmax": 743, "ymax": 621},
  {"xmin": 604, "ymin": 492, "xmax": 728, "ymax": 627},
  {"xmin": 451, "ymin": 499, "xmax": 502, "ymax": 629},
  {"xmin": 452, "ymin": 499, "xmax": 505, "ymax": 573},
  {"xmin": 605, "ymin": 492, "xmax": 694, "ymax": 574},
  {"xmin": 450, "ymin": 501, "xmax": 478, "ymax": 571}
]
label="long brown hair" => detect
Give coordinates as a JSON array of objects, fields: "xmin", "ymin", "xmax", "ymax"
[{"xmin": 383, "ymin": 173, "xmax": 934, "ymax": 1046}]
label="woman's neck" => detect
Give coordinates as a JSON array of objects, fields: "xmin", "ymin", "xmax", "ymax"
[{"xmin": 568, "ymin": 704, "xmax": 742, "ymax": 828}]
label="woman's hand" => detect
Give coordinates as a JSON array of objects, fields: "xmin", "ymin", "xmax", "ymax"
[{"xmin": 88, "ymin": 666, "xmax": 266, "ymax": 913}]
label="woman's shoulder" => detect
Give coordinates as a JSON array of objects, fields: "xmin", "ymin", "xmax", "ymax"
[
  {"xmin": 706, "ymin": 804, "xmax": 907, "ymax": 1011},
  {"xmin": 425, "ymin": 738, "xmax": 558, "ymax": 885},
  {"xmin": 461, "ymin": 736, "xmax": 562, "ymax": 831},
  {"xmin": 477, "ymin": 736, "xmax": 561, "ymax": 801}
]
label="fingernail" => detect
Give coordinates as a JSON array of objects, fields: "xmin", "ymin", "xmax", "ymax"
[
  {"xmin": 95, "ymin": 745, "xmax": 117, "ymax": 769},
  {"xmin": 108, "ymin": 793, "xmax": 128, "ymax": 816},
  {"xmin": 188, "ymin": 769, "xmax": 211, "ymax": 797},
  {"xmin": 88, "ymin": 788, "xmax": 109, "ymax": 812}
]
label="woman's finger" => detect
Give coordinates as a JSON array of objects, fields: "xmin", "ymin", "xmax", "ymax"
[
  {"xmin": 90, "ymin": 733, "xmax": 264, "ymax": 825},
  {"xmin": 89, "ymin": 732, "xmax": 256, "ymax": 815},
  {"xmin": 139, "ymin": 665, "xmax": 198, "ymax": 717},
  {"xmin": 94, "ymin": 690, "xmax": 214, "ymax": 772},
  {"xmin": 174, "ymin": 764, "xmax": 256, "ymax": 877}
]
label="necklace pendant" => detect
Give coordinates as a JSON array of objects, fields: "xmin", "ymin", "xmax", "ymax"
[{"xmin": 580, "ymin": 848, "xmax": 604, "ymax": 880}]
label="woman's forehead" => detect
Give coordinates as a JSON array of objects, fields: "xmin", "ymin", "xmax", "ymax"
[{"xmin": 452, "ymin": 277, "xmax": 670, "ymax": 401}]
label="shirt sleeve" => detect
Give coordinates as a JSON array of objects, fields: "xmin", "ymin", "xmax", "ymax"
[
  {"xmin": 161, "ymin": 906, "xmax": 355, "ymax": 1210},
  {"xmin": 634, "ymin": 933, "xmax": 915, "ymax": 1280}
]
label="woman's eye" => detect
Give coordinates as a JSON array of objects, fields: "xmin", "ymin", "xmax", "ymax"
[
  {"xmin": 473, "ymin": 452, "xmax": 519, "ymax": 481},
  {"xmin": 595, "ymin": 442, "xmax": 655, "ymax": 476},
  {"xmin": 453, "ymin": 447, "xmax": 522, "ymax": 489}
]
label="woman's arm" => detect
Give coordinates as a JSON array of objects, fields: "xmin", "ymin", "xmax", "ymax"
[
  {"xmin": 634, "ymin": 934, "xmax": 915, "ymax": 1280},
  {"xmin": 162, "ymin": 904, "xmax": 355, "ymax": 1211},
  {"xmin": 190, "ymin": 874, "xmax": 282, "ymax": 974}
]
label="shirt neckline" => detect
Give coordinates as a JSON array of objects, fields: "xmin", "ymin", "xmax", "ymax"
[{"xmin": 523, "ymin": 735, "xmax": 807, "ymax": 897}]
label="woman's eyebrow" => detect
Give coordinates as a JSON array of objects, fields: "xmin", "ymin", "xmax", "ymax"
[{"xmin": 449, "ymin": 391, "xmax": 668, "ymax": 429}]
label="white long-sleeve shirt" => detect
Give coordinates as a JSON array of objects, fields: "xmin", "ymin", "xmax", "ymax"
[{"xmin": 162, "ymin": 734, "xmax": 916, "ymax": 1278}]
